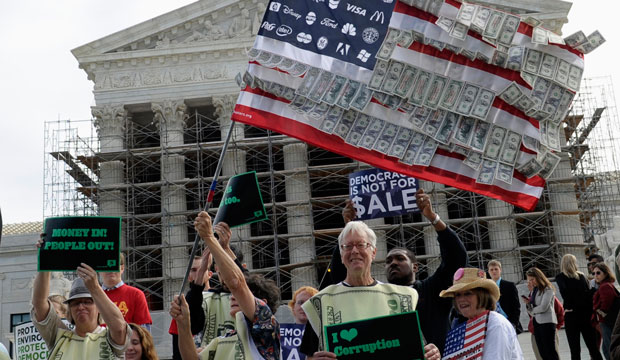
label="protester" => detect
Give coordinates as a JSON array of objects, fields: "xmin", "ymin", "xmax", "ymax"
[
  {"xmin": 555, "ymin": 254, "xmax": 603, "ymax": 360},
  {"xmin": 102, "ymin": 253, "xmax": 153, "ymax": 330},
  {"xmin": 126, "ymin": 323, "xmax": 159, "ymax": 360},
  {"xmin": 522, "ymin": 267, "xmax": 559, "ymax": 360},
  {"xmin": 592, "ymin": 262, "xmax": 620, "ymax": 360},
  {"xmin": 32, "ymin": 237, "xmax": 130, "ymax": 358},
  {"xmin": 589, "ymin": 254, "xmax": 605, "ymax": 289},
  {"xmin": 487, "ymin": 260, "xmax": 522, "ymax": 333},
  {"xmin": 338, "ymin": 188, "xmax": 467, "ymax": 352},
  {"xmin": 289, "ymin": 286, "xmax": 318, "ymax": 324},
  {"xmin": 299, "ymin": 220, "xmax": 441, "ymax": 360},
  {"xmin": 440, "ymin": 267, "xmax": 522, "ymax": 359},
  {"xmin": 171, "ymin": 212, "xmax": 281, "ymax": 359}
]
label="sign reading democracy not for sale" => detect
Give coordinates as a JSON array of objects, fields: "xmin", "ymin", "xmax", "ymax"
[
  {"xmin": 39, "ymin": 216, "xmax": 121, "ymax": 272},
  {"xmin": 349, "ymin": 168, "xmax": 419, "ymax": 220},
  {"xmin": 14, "ymin": 321, "xmax": 47, "ymax": 360}
]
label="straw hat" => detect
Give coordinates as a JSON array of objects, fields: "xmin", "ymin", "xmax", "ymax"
[{"xmin": 439, "ymin": 267, "xmax": 500, "ymax": 302}]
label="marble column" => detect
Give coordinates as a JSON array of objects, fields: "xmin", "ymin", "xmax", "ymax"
[
  {"xmin": 486, "ymin": 199, "xmax": 521, "ymax": 282},
  {"xmin": 420, "ymin": 181, "xmax": 448, "ymax": 274},
  {"xmin": 214, "ymin": 95, "xmax": 253, "ymax": 269},
  {"xmin": 284, "ymin": 143, "xmax": 317, "ymax": 290},
  {"xmin": 153, "ymin": 100, "xmax": 189, "ymax": 304}
]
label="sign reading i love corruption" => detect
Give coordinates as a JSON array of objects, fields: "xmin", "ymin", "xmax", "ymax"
[{"xmin": 232, "ymin": 0, "xmax": 605, "ymax": 210}]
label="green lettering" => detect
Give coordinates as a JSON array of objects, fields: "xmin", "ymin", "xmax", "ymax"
[
  {"xmin": 44, "ymin": 242, "xmax": 52, "ymax": 250},
  {"xmin": 385, "ymin": 340, "xmax": 392, "ymax": 349},
  {"xmin": 392, "ymin": 339, "xmax": 400, "ymax": 347},
  {"xmin": 82, "ymin": 229, "xmax": 90, "ymax": 237},
  {"xmin": 377, "ymin": 339, "xmax": 384, "ymax": 350},
  {"xmin": 334, "ymin": 346, "xmax": 342, "ymax": 356},
  {"xmin": 52, "ymin": 229, "xmax": 61, "ymax": 237},
  {"xmin": 102, "ymin": 242, "xmax": 114, "ymax": 250},
  {"xmin": 369, "ymin": 343, "xmax": 376, "ymax": 353},
  {"xmin": 331, "ymin": 332, "xmax": 339, "ymax": 344}
]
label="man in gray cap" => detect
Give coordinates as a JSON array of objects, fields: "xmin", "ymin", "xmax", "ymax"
[{"xmin": 32, "ymin": 242, "xmax": 131, "ymax": 359}]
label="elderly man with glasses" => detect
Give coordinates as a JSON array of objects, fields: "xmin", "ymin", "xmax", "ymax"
[{"xmin": 299, "ymin": 220, "xmax": 441, "ymax": 360}]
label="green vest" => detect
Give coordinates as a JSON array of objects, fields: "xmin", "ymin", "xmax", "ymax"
[
  {"xmin": 301, "ymin": 282, "xmax": 418, "ymax": 350},
  {"xmin": 200, "ymin": 312, "xmax": 262, "ymax": 360},
  {"xmin": 200, "ymin": 291, "xmax": 236, "ymax": 347}
]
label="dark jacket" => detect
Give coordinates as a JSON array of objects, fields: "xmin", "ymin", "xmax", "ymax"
[{"xmin": 498, "ymin": 278, "xmax": 523, "ymax": 333}]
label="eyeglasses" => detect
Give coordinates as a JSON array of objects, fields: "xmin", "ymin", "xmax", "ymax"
[
  {"xmin": 69, "ymin": 298, "xmax": 94, "ymax": 307},
  {"xmin": 593, "ymin": 271, "xmax": 603, "ymax": 275},
  {"xmin": 340, "ymin": 242, "xmax": 373, "ymax": 251}
]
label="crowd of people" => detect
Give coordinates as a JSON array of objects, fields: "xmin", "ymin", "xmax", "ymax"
[{"xmin": 26, "ymin": 188, "xmax": 620, "ymax": 359}]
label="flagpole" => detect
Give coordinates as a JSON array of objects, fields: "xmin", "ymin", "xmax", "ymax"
[{"xmin": 178, "ymin": 120, "xmax": 236, "ymax": 297}]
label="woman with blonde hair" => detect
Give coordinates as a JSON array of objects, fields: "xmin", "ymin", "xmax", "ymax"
[
  {"xmin": 126, "ymin": 323, "xmax": 159, "ymax": 360},
  {"xmin": 288, "ymin": 286, "xmax": 318, "ymax": 325},
  {"xmin": 555, "ymin": 254, "xmax": 602, "ymax": 360},
  {"xmin": 592, "ymin": 262, "xmax": 620, "ymax": 360},
  {"xmin": 523, "ymin": 267, "xmax": 559, "ymax": 360}
]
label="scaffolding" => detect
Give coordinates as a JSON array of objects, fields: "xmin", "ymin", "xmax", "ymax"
[{"xmin": 43, "ymin": 76, "xmax": 620, "ymax": 310}]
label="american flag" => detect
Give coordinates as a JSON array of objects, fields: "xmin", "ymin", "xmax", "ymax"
[
  {"xmin": 232, "ymin": 0, "xmax": 586, "ymax": 210},
  {"xmin": 442, "ymin": 311, "xmax": 489, "ymax": 360}
]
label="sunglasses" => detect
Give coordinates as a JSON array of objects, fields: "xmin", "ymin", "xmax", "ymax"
[{"xmin": 593, "ymin": 271, "xmax": 604, "ymax": 275}]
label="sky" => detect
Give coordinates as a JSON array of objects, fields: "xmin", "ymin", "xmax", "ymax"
[{"xmin": 0, "ymin": 0, "xmax": 618, "ymax": 224}]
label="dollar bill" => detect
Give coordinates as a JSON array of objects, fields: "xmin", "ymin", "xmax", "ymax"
[
  {"xmin": 497, "ymin": 14, "xmax": 520, "ymax": 45},
  {"xmin": 412, "ymin": 30, "xmax": 426, "ymax": 44},
  {"xmin": 564, "ymin": 30, "xmax": 587, "ymax": 48},
  {"xmin": 522, "ymin": 135, "xmax": 539, "ymax": 152},
  {"xmin": 436, "ymin": 17, "xmax": 456, "ymax": 33},
  {"xmin": 385, "ymin": 94, "xmax": 402, "ymax": 110},
  {"xmin": 463, "ymin": 152, "xmax": 484, "ymax": 171},
  {"xmin": 542, "ymin": 83, "xmax": 563, "ymax": 116},
  {"xmin": 522, "ymin": 17, "xmax": 542, "ymax": 28},
  {"xmin": 537, "ymin": 149, "xmax": 561, "ymax": 179},
  {"xmin": 278, "ymin": 58, "xmax": 296, "ymax": 72},
  {"xmin": 322, "ymin": 75, "xmax": 348, "ymax": 105},
  {"xmin": 452, "ymin": 116, "xmax": 476, "ymax": 145},
  {"xmin": 523, "ymin": 48, "xmax": 543, "ymax": 74},
  {"xmin": 242, "ymin": 71, "xmax": 254, "ymax": 89},
  {"xmin": 400, "ymin": 132, "xmax": 427, "ymax": 165},
  {"xmin": 410, "ymin": 106, "xmax": 431, "ymax": 129},
  {"xmin": 520, "ymin": 70, "xmax": 537, "ymax": 88},
  {"xmin": 476, "ymin": 159, "xmax": 498, "ymax": 184},
  {"xmin": 491, "ymin": 50, "xmax": 508, "ymax": 67},
  {"xmin": 394, "ymin": 66, "xmax": 420, "ymax": 98},
  {"xmin": 412, "ymin": 0, "xmax": 427, "ymax": 9},
  {"xmin": 414, "ymin": 137, "xmax": 438, "ymax": 166},
  {"xmin": 451, "ymin": 143, "xmax": 471, "ymax": 157},
  {"xmin": 476, "ymin": 52, "xmax": 490, "ymax": 64},
  {"xmin": 460, "ymin": 49, "xmax": 477, "ymax": 61},
  {"xmin": 455, "ymin": 83, "xmax": 480, "ymax": 115},
  {"xmin": 333, "ymin": 109, "xmax": 358, "ymax": 139},
  {"xmin": 289, "ymin": 62, "xmax": 310, "ymax": 77},
  {"xmin": 517, "ymin": 158, "xmax": 543, "ymax": 178},
  {"xmin": 499, "ymin": 82, "xmax": 524, "ymax": 105},
  {"xmin": 269, "ymin": 55, "xmax": 284, "ymax": 68},
  {"xmin": 457, "ymin": 3, "xmax": 477, "ymax": 27},
  {"xmin": 288, "ymin": 94, "xmax": 308, "ymax": 113},
  {"xmin": 235, "ymin": 72, "xmax": 244, "ymax": 88},
  {"xmin": 424, "ymin": 75, "xmax": 448, "ymax": 109},
  {"xmin": 450, "ymin": 22, "xmax": 469, "ymax": 41},
  {"xmin": 425, "ymin": 0, "xmax": 444, "ymax": 15},
  {"xmin": 471, "ymin": 7, "xmax": 492, "ymax": 33},
  {"xmin": 368, "ymin": 59, "xmax": 390, "ymax": 91},
  {"xmin": 253, "ymin": 76, "xmax": 266, "ymax": 91},
  {"xmin": 576, "ymin": 30, "xmax": 605, "ymax": 53},
  {"xmin": 546, "ymin": 123, "xmax": 561, "ymax": 152},
  {"xmin": 308, "ymin": 101, "xmax": 331, "ymax": 120},
  {"xmin": 398, "ymin": 100, "xmax": 417, "ymax": 114},
  {"xmin": 350, "ymin": 84, "xmax": 373, "ymax": 111},
  {"xmin": 296, "ymin": 67, "xmax": 321, "ymax": 97},
  {"xmin": 408, "ymin": 70, "xmax": 433, "ymax": 106},
  {"xmin": 423, "ymin": 109, "xmax": 445, "ymax": 137},
  {"xmin": 299, "ymin": 98, "xmax": 319, "ymax": 114},
  {"xmin": 247, "ymin": 47, "xmax": 260, "ymax": 61},
  {"xmin": 336, "ymin": 80, "xmax": 362, "ymax": 109},
  {"xmin": 482, "ymin": 10, "xmax": 505, "ymax": 39},
  {"xmin": 531, "ymin": 77, "xmax": 551, "ymax": 110},
  {"xmin": 435, "ymin": 112, "xmax": 459, "ymax": 144},
  {"xmin": 360, "ymin": 117, "xmax": 385, "ymax": 150},
  {"xmin": 269, "ymin": 82, "xmax": 286, "ymax": 98},
  {"xmin": 495, "ymin": 163, "xmax": 514, "ymax": 184},
  {"xmin": 429, "ymin": 39, "xmax": 446, "ymax": 51},
  {"xmin": 308, "ymin": 71, "xmax": 335, "ymax": 102},
  {"xmin": 282, "ymin": 87, "xmax": 296, "ymax": 101},
  {"xmin": 554, "ymin": 59, "xmax": 570, "ymax": 86},
  {"xmin": 554, "ymin": 88, "xmax": 575, "ymax": 123},
  {"xmin": 257, "ymin": 50, "xmax": 273, "ymax": 66},
  {"xmin": 499, "ymin": 130, "xmax": 521, "ymax": 165},
  {"xmin": 382, "ymin": 61, "xmax": 406, "ymax": 94},
  {"xmin": 373, "ymin": 91, "xmax": 388, "ymax": 104},
  {"xmin": 483, "ymin": 126, "xmax": 507, "ymax": 160},
  {"xmin": 532, "ymin": 27, "xmax": 548, "ymax": 45},
  {"xmin": 439, "ymin": 79, "xmax": 465, "ymax": 111},
  {"xmin": 396, "ymin": 30, "xmax": 415, "ymax": 48},
  {"xmin": 547, "ymin": 32, "xmax": 565, "ymax": 45},
  {"xmin": 538, "ymin": 53, "xmax": 558, "ymax": 80},
  {"xmin": 471, "ymin": 89, "xmax": 495, "ymax": 120},
  {"xmin": 567, "ymin": 65, "xmax": 583, "ymax": 92},
  {"xmin": 445, "ymin": 44, "xmax": 463, "ymax": 55},
  {"xmin": 345, "ymin": 113, "xmax": 371, "ymax": 147},
  {"xmin": 318, "ymin": 106, "xmax": 343, "ymax": 134},
  {"xmin": 470, "ymin": 120, "xmax": 491, "ymax": 152},
  {"xmin": 388, "ymin": 127, "xmax": 414, "ymax": 159},
  {"xmin": 539, "ymin": 120, "xmax": 548, "ymax": 147},
  {"xmin": 514, "ymin": 94, "xmax": 535, "ymax": 113},
  {"xmin": 374, "ymin": 123, "xmax": 399, "ymax": 154},
  {"xmin": 377, "ymin": 28, "xmax": 401, "ymax": 60}
]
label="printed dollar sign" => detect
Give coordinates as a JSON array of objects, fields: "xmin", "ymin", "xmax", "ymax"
[{"xmin": 351, "ymin": 196, "xmax": 365, "ymax": 216}]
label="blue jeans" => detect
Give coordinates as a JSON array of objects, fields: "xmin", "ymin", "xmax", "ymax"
[{"xmin": 601, "ymin": 322, "xmax": 612, "ymax": 360}]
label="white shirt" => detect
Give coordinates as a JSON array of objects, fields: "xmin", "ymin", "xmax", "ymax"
[{"xmin": 483, "ymin": 311, "xmax": 523, "ymax": 360}]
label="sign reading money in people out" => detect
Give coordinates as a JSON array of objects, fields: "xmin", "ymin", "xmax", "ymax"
[
  {"xmin": 14, "ymin": 321, "xmax": 47, "ymax": 360},
  {"xmin": 349, "ymin": 168, "xmax": 418, "ymax": 220},
  {"xmin": 39, "ymin": 216, "xmax": 121, "ymax": 272},
  {"xmin": 280, "ymin": 323, "xmax": 306, "ymax": 360},
  {"xmin": 324, "ymin": 311, "xmax": 424, "ymax": 359},
  {"xmin": 214, "ymin": 171, "xmax": 268, "ymax": 228}
]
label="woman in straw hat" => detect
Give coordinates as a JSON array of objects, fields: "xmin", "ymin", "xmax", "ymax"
[{"xmin": 440, "ymin": 267, "xmax": 523, "ymax": 359}]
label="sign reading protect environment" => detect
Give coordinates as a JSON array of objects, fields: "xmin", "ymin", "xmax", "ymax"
[
  {"xmin": 39, "ymin": 216, "xmax": 121, "ymax": 272},
  {"xmin": 214, "ymin": 171, "xmax": 268, "ymax": 228},
  {"xmin": 324, "ymin": 311, "xmax": 424, "ymax": 360}
]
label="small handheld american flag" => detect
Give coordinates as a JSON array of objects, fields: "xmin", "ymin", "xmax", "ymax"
[{"xmin": 442, "ymin": 310, "xmax": 489, "ymax": 360}]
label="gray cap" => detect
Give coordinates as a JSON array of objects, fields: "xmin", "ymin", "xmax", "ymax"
[{"xmin": 63, "ymin": 277, "xmax": 92, "ymax": 304}]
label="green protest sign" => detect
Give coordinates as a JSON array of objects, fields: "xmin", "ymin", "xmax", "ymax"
[
  {"xmin": 214, "ymin": 171, "xmax": 268, "ymax": 228},
  {"xmin": 324, "ymin": 311, "xmax": 424, "ymax": 359},
  {"xmin": 39, "ymin": 216, "xmax": 121, "ymax": 272}
]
